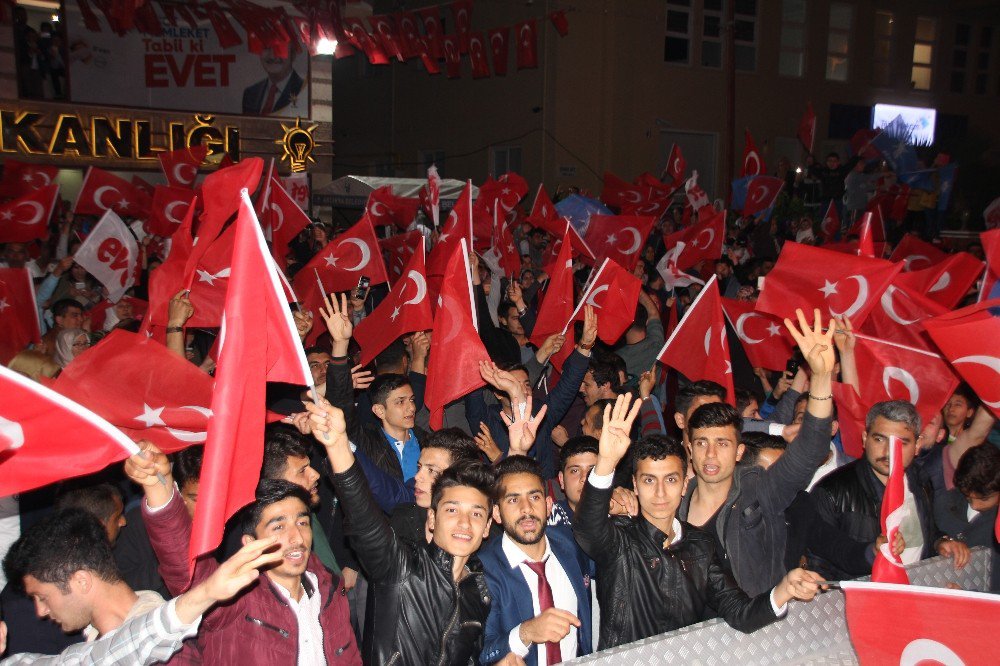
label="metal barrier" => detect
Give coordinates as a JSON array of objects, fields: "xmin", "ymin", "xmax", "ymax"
[{"xmin": 567, "ymin": 547, "xmax": 994, "ymax": 665}]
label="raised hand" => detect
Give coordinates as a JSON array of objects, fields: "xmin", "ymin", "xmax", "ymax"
[
  {"xmin": 783, "ymin": 308, "xmax": 836, "ymax": 377},
  {"xmin": 167, "ymin": 289, "xmax": 194, "ymax": 328},
  {"xmin": 304, "ymin": 395, "xmax": 348, "ymax": 448},
  {"xmin": 831, "ymin": 315, "xmax": 856, "ymax": 356},
  {"xmin": 638, "ymin": 364, "xmax": 657, "ymax": 399},
  {"xmin": 501, "ymin": 394, "xmax": 549, "ymax": 457},
  {"xmin": 351, "ymin": 364, "xmax": 374, "ymax": 390},
  {"xmin": 201, "ymin": 536, "xmax": 282, "ymax": 604},
  {"xmin": 474, "ymin": 422, "xmax": 502, "ymax": 463},
  {"xmin": 123, "ymin": 440, "xmax": 173, "ymax": 508},
  {"xmin": 479, "ymin": 360, "xmax": 526, "ymax": 402},
  {"xmin": 595, "ymin": 393, "xmax": 641, "ymax": 474},
  {"xmin": 293, "ymin": 310, "xmax": 314, "ymax": 341},
  {"xmin": 536, "ymin": 333, "xmax": 566, "ymax": 363},
  {"xmin": 319, "ymin": 292, "xmax": 353, "ymax": 355},
  {"xmin": 578, "ymin": 304, "xmax": 598, "ymax": 350}
]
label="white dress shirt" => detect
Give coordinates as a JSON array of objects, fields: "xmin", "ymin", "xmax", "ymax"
[
  {"xmin": 501, "ymin": 532, "xmax": 579, "ymax": 664},
  {"xmin": 272, "ymin": 571, "xmax": 326, "ymax": 666}
]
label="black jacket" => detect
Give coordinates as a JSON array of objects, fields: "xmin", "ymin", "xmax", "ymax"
[
  {"xmin": 331, "ymin": 461, "xmax": 490, "ymax": 666},
  {"xmin": 810, "ymin": 459, "xmax": 940, "ymax": 579},
  {"xmin": 573, "ymin": 479, "xmax": 780, "ymax": 651}
]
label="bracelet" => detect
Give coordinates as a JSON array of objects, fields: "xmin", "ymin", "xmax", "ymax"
[
  {"xmin": 165, "ymin": 326, "xmax": 184, "ymax": 334},
  {"xmin": 517, "ymin": 306, "xmax": 527, "ymax": 316},
  {"xmin": 808, "ymin": 394, "xmax": 833, "ymax": 400},
  {"xmin": 578, "ymin": 341, "xmax": 596, "ymax": 350}
]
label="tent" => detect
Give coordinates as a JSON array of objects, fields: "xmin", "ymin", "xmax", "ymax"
[{"xmin": 311, "ymin": 175, "xmax": 477, "ymax": 210}]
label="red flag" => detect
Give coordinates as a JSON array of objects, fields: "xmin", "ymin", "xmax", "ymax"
[
  {"xmin": 158, "ymin": 146, "xmax": 208, "ymax": 188},
  {"xmin": 0, "ymin": 268, "xmax": 40, "ymax": 364},
  {"xmin": 191, "ymin": 190, "xmax": 311, "ymax": 562},
  {"xmin": 144, "ymin": 198, "xmax": 196, "ymax": 329},
  {"xmin": 425, "ymin": 239, "xmax": 490, "ymax": 429},
  {"xmin": 656, "ymin": 275, "xmax": 735, "ymax": 402},
  {"xmin": 856, "ymin": 214, "xmax": 876, "ymax": 258},
  {"xmin": 514, "ymin": 19, "xmax": 538, "ymax": 69},
  {"xmin": 741, "ymin": 129, "xmax": 765, "ymax": 177},
  {"xmin": 449, "ymin": 0, "xmax": 473, "ymax": 52},
  {"xmin": 395, "ymin": 11, "xmax": 422, "ymax": 59},
  {"xmin": 74, "ymin": 167, "xmax": 149, "ymax": 217},
  {"xmin": 343, "ymin": 17, "xmax": 388, "ymax": 64},
  {"xmin": 267, "ymin": 178, "xmax": 311, "ymax": 269},
  {"xmin": 743, "ymin": 175, "xmax": 784, "ymax": 217},
  {"xmin": 380, "ymin": 230, "xmax": 423, "ymax": 284},
  {"xmin": 571, "ymin": 259, "xmax": 642, "ymax": 343},
  {"xmin": 366, "ymin": 185, "xmax": 420, "ymax": 230},
  {"xmin": 684, "ymin": 171, "xmax": 710, "ymax": 212},
  {"xmin": 417, "ymin": 6, "xmax": 444, "ymax": 59},
  {"xmin": 468, "ymin": 32, "xmax": 491, "ymax": 78},
  {"xmin": 131, "ymin": 175, "xmax": 155, "ymax": 197},
  {"xmin": 894, "ymin": 252, "xmax": 985, "ymax": 310},
  {"xmin": 0, "ymin": 364, "xmax": 142, "ymax": 495},
  {"xmin": 52, "ymin": 330, "xmax": 212, "ymax": 452},
  {"xmin": 664, "ymin": 143, "xmax": 686, "ymax": 188},
  {"xmin": 368, "ymin": 14, "xmax": 404, "ymax": 61},
  {"xmin": 721, "ymin": 297, "xmax": 795, "ymax": 372},
  {"xmin": 147, "ymin": 186, "xmax": 196, "ymax": 238},
  {"xmin": 852, "ymin": 334, "xmax": 958, "ymax": 429},
  {"xmin": 889, "ymin": 234, "xmax": 948, "ymax": 271},
  {"xmin": 531, "ymin": 227, "xmax": 576, "ymax": 370},
  {"xmin": 756, "ymin": 242, "xmax": 903, "ymax": 327},
  {"xmin": 478, "ymin": 172, "xmax": 528, "ymax": 215},
  {"xmin": 820, "ymin": 200, "xmax": 840, "ymax": 242},
  {"xmin": 300, "ymin": 215, "xmax": 388, "ymax": 293},
  {"xmin": 488, "ymin": 209, "xmax": 521, "ymax": 277},
  {"xmin": 662, "ymin": 207, "xmax": 725, "ymax": 270},
  {"xmin": 922, "ymin": 299, "xmax": 1000, "ymax": 419},
  {"xmin": 870, "ymin": 435, "xmax": 910, "ymax": 584},
  {"xmin": 831, "ymin": 382, "xmax": 866, "ymax": 459},
  {"xmin": 0, "ymin": 160, "xmax": 59, "ymax": 199},
  {"xmin": 850, "ymin": 128, "xmax": 881, "ymax": 160},
  {"xmin": 859, "ymin": 284, "xmax": 947, "ymax": 350},
  {"xmin": 427, "ymin": 165, "xmax": 442, "ymax": 227},
  {"xmin": 427, "ymin": 181, "xmax": 474, "ymax": 277},
  {"xmin": 548, "ymin": 10, "xmax": 569, "ymax": 37},
  {"xmin": 0, "ymin": 184, "xmax": 59, "ymax": 243},
  {"xmin": 73, "ymin": 210, "xmax": 140, "ymax": 302},
  {"xmin": 584, "ymin": 214, "xmax": 655, "ymax": 272},
  {"xmin": 354, "ymin": 238, "xmax": 433, "ymax": 366},
  {"xmin": 443, "ymin": 34, "xmax": 462, "ymax": 78},
  {"xmin": 487, "ymin": 27, "xmax": 509, "ymax": 75},
  {"xmin": 528, "ymin": 184, "xmax": 559, "ymax": 227},
  {"xmin": 797, "ymin": 102, "xmax": 816, "ymax": 153},
  {"xmin": 849, "ymin": 207, "xmax": 887, "ymax": 243},
  {"xmin": 600, "ymin": 172, "xmax": 646, "ymax": 210},
  {"xmin": 981, "ymin": 228, "xmax": 1000, "ymax": 301},
  {"xmin": 654, "ymin": 243, "xmax": 704, "ymax": 290},
  {"xmin": 842, "ymin": 582, "xmax": 1000, "ymax": 665}
]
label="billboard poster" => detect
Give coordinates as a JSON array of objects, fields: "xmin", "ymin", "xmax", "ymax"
[{"xmin": 63, "ymin": 1, "xmax": 309, "ymax": 118}]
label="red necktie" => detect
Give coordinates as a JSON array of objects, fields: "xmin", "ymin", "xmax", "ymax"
[
  {"xmin": 261, "ymin": 83, "xmax": 279, "ymax": 114},
  {"xmin": 525, "ymin": 559, "xmax": 561, "ymax": 665}
]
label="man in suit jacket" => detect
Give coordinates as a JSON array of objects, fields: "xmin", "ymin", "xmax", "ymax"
[
  {"xmin": 242, "ymin": 46, "xmax": 306, "ymax": 116},
  {"xmin": 479, "ymin": 456, "xmax": 592, "ymax": 666}
]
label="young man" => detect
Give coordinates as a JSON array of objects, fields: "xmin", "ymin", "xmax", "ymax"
[
  {"xmin": 479, "ymin": 456, "xmax": 593, "ymax": 666},
  {"xmin": 307, "ymin": 396, "xmax": 506, "ymax": 666},
  {"xmin": 547, "ymin": 437, "xmax": 598, "ymax": 527},
  {"xmin": 573, "ymin": 394, "xmax": 823, "ymax": 650},
  {"xmin": 669, "ymin": 380, "xmax": 727, "ymax": 446},
  {"xmin": 678, "ymin": 309, "xmax": 836, "ymax": 596},
  {"xmin": 125, "ymin": 443, "xmax": 361, "ymax": 665}
]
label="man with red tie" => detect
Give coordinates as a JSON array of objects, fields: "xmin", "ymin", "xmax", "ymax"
[{"xmin": 241, "ymin": 46, "xmax": 306, "ymax": 116}]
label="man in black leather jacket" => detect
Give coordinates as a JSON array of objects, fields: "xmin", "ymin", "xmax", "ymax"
[
  {"xmin": 307, "ymin": 396, "xmax": 499, "ymax": 666},
  {"xmin": 573, "ymin": 393, "xmax": 824, "ymax": 650}
]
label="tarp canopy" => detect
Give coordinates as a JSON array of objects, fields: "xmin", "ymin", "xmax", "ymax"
[{"xmin": 312, "ymin": 175, "xmax": 477, "ymax": 210}]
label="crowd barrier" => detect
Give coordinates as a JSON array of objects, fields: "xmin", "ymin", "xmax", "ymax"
[{"xmin": 566, "ymin": 547, "xmax": 994, "ymax": 665}]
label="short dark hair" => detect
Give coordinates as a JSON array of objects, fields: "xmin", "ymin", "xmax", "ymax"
[
  {"xmin": 54, "ymin": 483, "xmax": 122, "ymax": 525},
  {"xmin": 51, "ymin": 298, "xmax": 83, "ymax": 318},
  {"xmin": 715, "ymin": 256, "xmax": 734, "ymax": 269},
  {"xmin": 631, "ymin": 434, "xmax": 687, "ymax": 476},
  {"xmin": 826, "ymin": 151, "xmax": 840, "ymax": 160},
  {"xmin": 951, "ymin": 383, "xmax": 980, "ymax": 410},
  {"xmin": 954, "ymin": 445, "xmax": 1000, "ymax": 498},
  {"xmin": 238, "ymin": 479, "xmax": 312, "ymax": 538},
  {"xmin": 422, "ymin": 428, "xmax": 482, "ymax": 466},
  {"xmin": 630, "ymin": 305, "xmax": 648, "ymax": 331},
  {"xmin": 740, "ymin": 432, "xmax": 787, "ymax": 466},
  {"xmin": 675, "ymin": 380, "xmax": 727, "ymax": 416},
  {"xmin": 3, "ymin": 508, "xmax": 121, "ymax": 593},
  {"xmin": 262, "ymin": 427, "xmax": 312, "ymax": 480},
  {"xmin": 374, "ymin": 339, "xmax": 408, "ymax": 374},
  {"xmin": 687, "ymin": 402, "xmax": 743, "ymax": 441},
  {"xmin": 171, "ymin": 445, "xmax": 204, "ymax": 489},
  {"xmin": 588, "ymin": 399, "xmax": 616, "ymax": 431},
  {"xmin": 497, "ymin": 360, "xmax": 528, "ymax": 376},
  {"xmin": 370, "ymin": 373, "xmax": 412, "ymax": 406},
  {"xmin": 735, "ymin": 388, "xmax": 759, "ymax": 416},
  {"xmin": 430, "ymin": 461, "xmax": 497, "ymax": 511},
  {"xmin": 494, "ymin": 455, "xmax": 545, "ymax": 502},
  {"xmin": 496, "ymin": 299, "xmax": 518, "ymax": 322},
  {"xmin": 558, "ymin": 436, "xmax": 599, "ymax": 473},
  {"xmin": 303, "ymin": 345, "xmax": 328, "ymax": 357},
  {"xmin": 587, "ymin": 358, "xmax": 620, "ymax": 392}
]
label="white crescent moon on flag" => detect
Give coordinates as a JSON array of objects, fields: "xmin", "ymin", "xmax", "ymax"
[
  {"xmin": 899, "ymin": 639, "xmax": 965, "ymax": 666},
  {"xmin": 735, "ymin": 312, "xmax": 765, "ymax": 344},
  {"xmin": 269, "ymin": 202, "xmax": 285, "ymax": 232},
  {"xmin": 0, "ymin": 416, "xmax": 25, "ymax": 450},
  {"xmin": 621, "ymin": 190, "xmax": 642, "ymax": 204},
  {"xmin": 402, "ymin": 269, "xmax": 427, "ymax": 306},
  {"xmin": 880, "ymin": 287, "xmax": 918, "ymax": 326},
  {"xmin": 369, "ymin": 201, "xmax": 388, "ymax": 219},
  {"xmin": 952, "ymin": 355, "xmax": 1000, "ymax": 408},
  {"xmin": 437, "ymin": 293, "xmax": 465, "ymax": 344},
  {"xmin": 673, "ymin": 157, "xmax": 682, "ymax": 174},
  {"xmin": 179, "ymin": 405, "xmax": 213, "ymax": 419},
  {"xmin": 520, "ymin": 24, "xmax": 531, "ymax": 43},
  {"xmin": 703, "ymin": 328, "xmax": 711, "ymax": 355},
  {"xmin": 882, "ymin": 366, "xmax": 920, "ymax": 405},
  {"xmin": 164, "ymin": 200, "xmax": 187, "ymax": 226},
  {"xmin": 34, "ymin": 171, "xmax": 51, "ymax": 186},
  {"xmin": 173, "ymin": 163, "xmax": 196, "ymax": 184},
  {"xmin": 902, "ymin": 254, "xmax": 930, "ymax": 271},
  {"xmin": 585, "ymin": 284, "xmax": 609, "ymax": 308},
  {"xmin": 930, "ymin": 271, "xmax": 951, "ymax": 293},
  {"xmin": 340, "ymin": 238, "xmax": 371, "ymax": 271},
  {"xmin": 490, "ymin": 32, "xmax": 503, "ymax": 51},
  {"xmin": 746, "ymin": 152, "xmax": 761, "ymax": 175},
  {"xmin": 693, "ymin": 228, "xmax": 715, "ymax": 250},
  {"xmin": 14, "ymin": 201, "xmax": 44, "ymax": 225},
  {"xmin": 164, "ymin": 427, "xmax": 208, "ymax": 443},
  {"xmin": 94, "ymin": 185, "xmax": 120, "ymax": 210},
  {"xmin": 828, "ymin": 275, "xmax": 869, "ymax": 319},
  {"xmin": 750, "ymin": 182, "xmax": 767, "ymax": 204},
  {"xmin": 619, "ymin": 227, "xmax": 642, "ymax": 255}
]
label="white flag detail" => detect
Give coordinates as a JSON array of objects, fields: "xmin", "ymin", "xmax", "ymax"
[
  {"xmin": 73, "ymin": 209, "xmax": 139, "ymax": 302},
  {"xmin": 427, "ymin": 164, "xmax": 442, "ymax": 228},
  {"xmin": 656, "ymin": 242, "xmax": 704, "ymax": 289}
]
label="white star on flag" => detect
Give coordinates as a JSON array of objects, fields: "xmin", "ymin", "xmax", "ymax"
[
  {"xmin": 324, "ymin": 254, "xmax": 338, "ymax": 267},
  {"xmin": 766, "ymin": 322, "xmax": 782, "ymax": 337},
  {"xmin": 0, "ymin": 297, "xmax": 9, "ymax": 312},
  {"xmin": 134, "ymin": 403, "xmax": 167, "ymax": 428},
  {"xmin": 819, "ymin": 280, "xmax": 839, "ymax": 297},
  {"xmin": 606, "ymin": 233, "xmax": 618, "ymax": 245},
  {"xmin": 0, "ymin": 211, "xmax": 12, "ymax": 221},
  {"xmin": 390, "ymin": 306, "xmax": 401, "ymax": 321}
]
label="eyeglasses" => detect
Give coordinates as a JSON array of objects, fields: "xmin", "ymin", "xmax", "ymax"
[{"xmin": 72, "ymin": 340, "xmax": 90, "ymax": 349}]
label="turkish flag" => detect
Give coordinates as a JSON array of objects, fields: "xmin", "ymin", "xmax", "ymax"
[
  {"xmin": 147, "ymin": 186, "xmax": 196, "ymax": 238},
  {"xmin": 858, "ymin": 284, "xmax": 947, "ymax": 350},
  {"xmin": 662, "ymin": 207, "xmax": 725, "ymax": 271},
  {"xmin": 656, "ymin": 275, "xmax": 735, "ymax": 401},
  {"xmin": 741, "ymin": 129, "xmax": 765, "ymax": 177},
  {"xmin": 870, "ymin": 435, "xmax": 911, "ymax": 584},
  {"xmin": 425, "ymin": 239, "xmax": 490, "ymax": 429},
  {"xmin": 343, "ymin": 17, "xmax": 388, "ymax": 65},
  {"xmin": 0, "ymin": 184, "xmax": 59, "ymax": 243},
  {"xmin": 889, "ymin": 234, "xmax": 948, "ymax": 271},
  {"xmin": 831, "ymin": 382, "xmax": 866, "ymax": 459},
  {"xmin": 487, "ymin": 26, "xmax": 509, "ymax": 75},
  {"xmin": 531, "ymin": 227, "xmax": 576, "ymax": 370},
  {"xmin": 492, "ymin": 172, "xmax": 529, "ymax": 213},
  {"xmin": 980, "ymin": 228, "xmax": 1000, "ymax": 301},
  {"xmin": 515, "ymin": 19, "xmax": 538, "ymax": 69},
  {"xmin": 820, "ymin": 200, "xmax": 840, "ymax": 242},
  {"xmin": 0, "ymin": 364, "xmax": 143, "ymax": 496},
  {"xmin": 380, "ymin": 230, "xmax": 423, "ymax": 284},
  {"xmin": 296, "ymin": 214, "xmax": 388, "ymax": 294},
  {"xmin": 417, "ymin": 6, "xmax": 444, "ymax": 59},
  {"xmin": 427, "ymin": 165, "xmax": 442, "ymax": 227},
  {"xmin": 540, "ymin": 218, "xmax": 594, "ymax": 274},
  {"xmin": 528, "ymin": 184, "xmax": 559, "ymax": 227},
  {"xmin": 396, "ymin": 11, "xmax": 423, "ymax": 59},
  {"xmin": 449, "ymin": 0, "xmax": 473, "ymax": 52},
  {"xmin": 87, "ymin": 296, "xmax": 147, "ymax": 331},
  {"xmin": 158, "ymin": 146, "xmax": 208, "ymax": 188},
  {"xmin": 191, "ymin": 190, "xmax": 312, "ymax": 562},
  {"xmin": 852, "ymin": 333, "xmax": 958, "ymax": 430},
  {"xmin": 0, "ymin": 268, "xmax": 41, "ymax": 364},
  {"xmin": 427, "ymin": 180, "xmax": 474, "ymax": 277},
  {"xmin": 74, "ymin": 209, "xmax": 140, "ymax": 302},
  {"xmin": 922, "ymin": 299, "xmax": 1000, "ymax": 419},
  {"xmin": 368, "ymin": 14, "xmax": 404, "ymax": 61},
  {"xmin": 549, "ymin": 10, "xmax": 569, "ymax": 37},
  {"xmin": 850, "ymin": 128, "xmax": 882, "ymax": 160},
  {"xmin": 443, "ymin": 34, "xmax": 462, "ymax": 78},
  {"xmin": 664, "ymin": 143, "xmax": 686, "ymax": 189},
  {"xmin": 756, "ymin": 242, "xmax": 902, "ymax": 328},
  {"xmin": 489, "ymin": 209, "xmax": 521, "ymax": 277},
  {"xmin": 721, "ymin": 297, "xmax": 794, "ymax": 372},
  {"xmin": 600, "ymin": 172, "xmax": 647, "ymax": 210},
  {"xmin": 743, "ymin": 175, "xmax": 784, "ymax": 217},
  {"xmin": 843, "ymin": 581, "xmax": 1000, "ymax": 666},
  {"xmin": 0, "ymin": 159, "xmax": 59, "ymax": 199},
  {"xmin": 266, "ymin": 178, "xmax": 310, "ymax": 270},
  {"xmin": 468, "ymin": 32, "xmax": 491, "ymax": 78},
  {"xmin": 355, "ymin": 238, "xmax": 433, "ymax": 366},
  {"xmin": 52, "ymin": 330, "xmax": 213, "ymax": 452},
  {"xmin": 584, "ymin": 214, "xmax": 655, "ymax": 272},
  {"xmin": 366, "ymin": 185, "xmax": 420, "ymax": 230},
  {"xmin": 797, "ymin": 102, "xmax": 816, "ymax": 153},
  {"xmin": 144, "ymin": 199, "xmax": 196, "ymax": 330},
  {"xmin": 849, "ymin": 208, "xmax": 887, "ymax": 243},
  {"xmin": 894, "ymin": 252, "xmax": 985, "ymax": 310},
  {"xmin": 572, "ymin": 258, "xmax": 642, "ymax": 344},
  {"xmin": 74, "ymin": 167, "xmax": 150, "ymax": 217}
]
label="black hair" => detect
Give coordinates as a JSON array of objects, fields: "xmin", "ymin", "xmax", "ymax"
[
  {"xmin": 735, "ymin": 388, "xmax": 759, "ymax": 416},
  {"xmin": 951, "ymin": 383, "xmax": 980, "ymax": 410},
  {"xmin": 370, "ymin": 373, "xmax": 412, "ymax": 407},
  {"xmin": 430, "ymin": 461, "xmax": 497, "ymax": 511},
  {"xmin": 238, "ymin": 479, "xmax": 312, "ymax": 538},
  {"xmin": 826, "ymin": 152, "xmax": 840, "ymax": 160},
  {"xmin": 303, "ymin": 345, "xmax": 328, "ymax": 357},
  {"xmin": 674, "ymin": 380, "xmax": 727, "ymax": 417},
  {"xmin": 3, "ymin": 508, "xmax": 122, "ymax": 593},
  {"xmin": 497, "ymin": 361, "xmax": 529, "ymax": 376},
  {"xmin": 631, "ymin": 434, "xmax": 688, "ymax": 476},
  {"xmin": 51, "ymin": 298, "xmax": 83, "ymax": 318},
  {"xmin": 687, "ymin": 402, "xmax": 743, "ymax": 440},
  {"xmin": 954, "ymin": 445, "xmax": 1000, "ymax": 498},
  {"xmin": 374, "ymin": 339, "xmax": 408, "ymax": 374},
  {"xmin": 496, "ymin": 299, "xmax": 518, "ymax": 322},
  {"xmin": 588, "ymin": 399, "xmax": 617, "ymax": 431},
  {"xmin": 422, "ymin": 428, "xmax": 483, "ymax": 466},
  {"xmin": 740, "ymin": 432, "xmax": 787, "ymax": 466},
  {"xmin": 630, "ymin": 305, "xmax": 648, "ymax": 331},
  {"xmin": 171, "ymin": 445, "xmax": 204, "ymax": 489},
  {"xmin": 54, "ymin": 483, "xmax": 123, "ymax": 525},
  {"xmin": 587, "ymin": 358, "xmax": 621, "ymax": 392},
  {"xmin": 715, "ymin": 256, "xmax": 734, "ymax": 269},
  {"xmin": 262, "ymin": 426, "xmax": 312, "ymax": 480},
  {"xmin": 558, "ymin": 436, "xmax": 599, "ymax": 473},
  {"xmin": 493, "ymin": 455, "xmax": 545, "ymax": 502}
]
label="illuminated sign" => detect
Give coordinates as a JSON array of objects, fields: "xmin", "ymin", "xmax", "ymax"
[{"xmin": 277, "ymin": 117, "xmax": 318, "ymax": 173}]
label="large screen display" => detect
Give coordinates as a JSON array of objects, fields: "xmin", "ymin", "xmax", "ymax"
[{"xmin": 872, "ymin": 103, "xmax": 936, "ymax": 145}]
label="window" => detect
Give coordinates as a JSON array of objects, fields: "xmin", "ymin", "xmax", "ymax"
[
  {"xmin": 951, "ymin": 23, "xmax": 970, "ymax": 93},
  {"xmin": 872, "ymin": 11, "xmax": 894, "ymax": 87},
  {"xmin": 490, "ymin": 146, "xmax": 522, "ymax": 175},
  {"xmin": 734, "ymin": 0, "xmax": 757, "ymax": 71},
  {"xmin": 826, "ymin": 3, "xmax": 852, "ymax": 81},
  {"xmin": 779, "ymin": 0, "xmax": 807, "ymax": 77},
  {"xmin": 911, "ymin": 17, "xmax": 935, "ymax": 90},
  {"xmin": 701, "ymin": 0, "xmax": 723, "ymax": 67},
  {"xmin": 665, "ymin": 0, "xmax": 692, "ymax": 64},
  {"xmin": 974, "ymin": 26, "xmax": 993, "ymax": 95}
]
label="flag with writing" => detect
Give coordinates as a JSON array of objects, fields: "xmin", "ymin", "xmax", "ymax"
[{"xmin": 74, "ymin": 209, "xmax": 140, "ymax": 302}]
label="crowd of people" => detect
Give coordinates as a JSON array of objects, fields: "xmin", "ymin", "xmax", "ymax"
[{"xmin": 0, "ymin": 145, "xmax": 997, "ymax": 666}]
